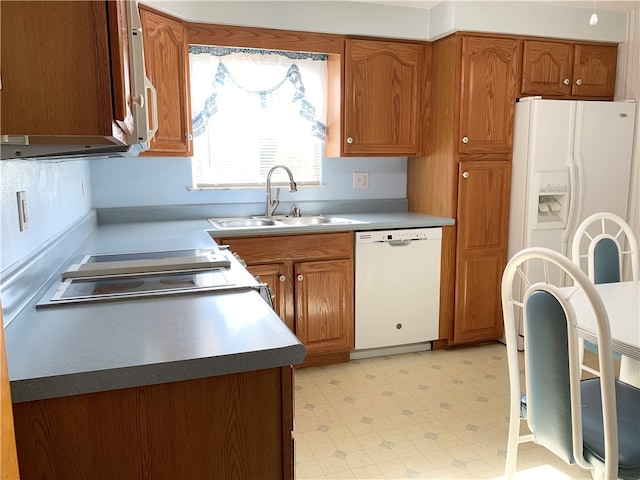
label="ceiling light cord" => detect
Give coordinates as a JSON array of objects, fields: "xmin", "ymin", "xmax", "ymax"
[{"xmin": 590, "ymin": 0, "xmax": 599, "ymax": 25}]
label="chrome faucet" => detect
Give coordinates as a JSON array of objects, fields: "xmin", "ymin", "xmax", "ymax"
[{"xmin": 266, "ymin": 165, "xmax": 297, "ymax": 217}]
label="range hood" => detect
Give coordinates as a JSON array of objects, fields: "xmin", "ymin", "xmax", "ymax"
[
  {"xmin": 1, "ymin": 0, "xmax": 157, "ymax": 161},
  {"xmin": 0, "ymin": 135, "xmax": 148, "ymax": 160}
]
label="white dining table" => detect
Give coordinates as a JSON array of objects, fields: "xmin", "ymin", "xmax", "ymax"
[{"xmin": 562, "ymin": 280, "xmax": 640, "ymax": 387}]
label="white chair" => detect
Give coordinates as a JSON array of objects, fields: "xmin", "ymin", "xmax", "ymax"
[
  {"xmin": 502, "ymin": 247, "xmax": 640, "ymax": 480},
  {"xmin": 572, "ymin": 212, "xmax": 640, "ymax": 385}
]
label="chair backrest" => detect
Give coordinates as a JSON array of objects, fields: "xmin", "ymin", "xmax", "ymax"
[
  {"xmin": 572, "ymin": 212, "xmax": 640, "ymax": 284},
  {"xmin": 502, "ymin": 247, "xmax": 618, "ymax": 478}
]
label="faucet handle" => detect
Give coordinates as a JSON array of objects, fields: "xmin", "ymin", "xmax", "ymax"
[{"xmin": 292, "ymin": 206, "xmax": 302, "ymax": 217}]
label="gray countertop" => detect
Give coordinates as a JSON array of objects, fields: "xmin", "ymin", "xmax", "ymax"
[
  {"xmin": 209, "ymin": 211, "xmax": 455, "ymax": 237},
  {"xmin": 6, "ymin": 212, "xmax": 453, "ymax": 403}
]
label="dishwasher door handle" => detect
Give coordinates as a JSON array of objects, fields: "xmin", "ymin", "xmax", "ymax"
[{"xmin": 386, "ymin": 239, "xmax": 413, "ymax": 247}]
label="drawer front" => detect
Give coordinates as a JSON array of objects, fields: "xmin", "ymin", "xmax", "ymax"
[{"xmin": 216, "ymin": 232, "xmax": 353, "ymax": 263}]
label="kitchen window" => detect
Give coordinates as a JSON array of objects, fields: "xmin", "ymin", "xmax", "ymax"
[{"xmin": 189, "ymin": 46, "xmax": 327, "ymax": 189}]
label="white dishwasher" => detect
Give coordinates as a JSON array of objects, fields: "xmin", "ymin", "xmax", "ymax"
[{"xmin": 354, "ymin": 227, "xmax": 442, "ymax": 354}]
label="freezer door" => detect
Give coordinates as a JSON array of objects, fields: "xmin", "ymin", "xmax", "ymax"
[{"xmin": 571, "ymin": 101, "xmax": 636, "ymax": 233}]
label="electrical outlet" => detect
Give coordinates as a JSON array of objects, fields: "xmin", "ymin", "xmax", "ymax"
[
  {"xmin": 17, "ymin": 191, "xmax": 28, "ymax": 231},
  {"xmin": 353, "ymin": 171, "xmax": 370, "ymax": 189}
]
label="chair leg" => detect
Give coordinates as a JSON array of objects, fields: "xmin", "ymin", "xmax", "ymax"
[{"xmin": 504, "ymin": 416, "xmax": 521, "ymax": 480}]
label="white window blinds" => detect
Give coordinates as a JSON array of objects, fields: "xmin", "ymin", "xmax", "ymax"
[{"xmin": 189, "ymin": 47, "xmax": 327, "ymax": 188}]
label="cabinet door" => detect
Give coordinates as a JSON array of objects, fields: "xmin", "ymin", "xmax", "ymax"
[
  {"xmin": 521, "ymin": 40, "xmax": 572, "ymax": 97},
  {"xmin": 459, "ymin": 36, "xmax": 519, "ymax": 154},
  {"xmin": 140, "ymin": 8, "xmax": 193, "ymax": 155},
  {"xmin": 1, "ymin": 1, "xmax": 116, "ymax": 138},
  {"xmin": 343, "ymin": 39, "xmax": 422, "ymax": 156},
  {"xmin": 453, "ymin": 161, "xmax": 511, "ymax": 344},
  {"xmin": 572, "ymin": 44, "xmax": 617, "ymax": 98},
  {"xmin": 247, "ymin": 263, "xmax": 295, "ymax": 333},
  {"xmin": 294, "ymin": 259, "xmax": 354, "ymax": 356}
]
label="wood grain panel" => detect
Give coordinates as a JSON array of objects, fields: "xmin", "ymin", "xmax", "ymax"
[
  {"xmin": 453, "ymin": 252, "xmax": 505, "ymax": 344},
  {"xmin": 343, "ymin": 39, "xmax": 422, "ymax": 156},
  {"xmin": 1, "ymin": 1, "xmax": 114, "ymax": 137},
  {"xmin": 407, "ymin": 35, "xmax": 459, "ymax": 218},
  {"xmin": 216, "ymin": 232, "xmax": 353, "ymax": 263},
  {"xmin": 140, "ymin": 7, "xmax": 193, "ymax": 155},
  {"xmin": 1, "ymin": 302, "xmax": 20, "ymax": 480},
  {"xmin": 246, "ymin": 262, "xmax": 295, "ymax": 332},
  {"xmin": 217, "ymin": 233, "xmax": 354, "ymax": 365},
  {"xmin": 453, "ymin": 160, "xmax": 511, "ymax": 344},
  {"xmin": 188, "ymin": 23, "xmax": 344, "ymax": 54},
  {"xmin": 13, "ymin": 369, "xmax": 290, "ymax": 479},
  {"xmin": 408, "ymin": 34, "xmax": 460, "ymax": 343},
  {"xmin": 295, "ymin": 259, "xmax": 354, "ymax": 356},
  {"xmin": 521, "ymin": 40, "xmax": 573, "ymax": 96},
  {"xmin": 457, "ymin": 162, "xmax": 511, "ymax": 252},
  {"xmin": 459, "ymin": 36, "xmax": 519, "ymax": 154},
  {"xmin": 572, "ymin": 43, "xmax": 617, "ymax": 98}
]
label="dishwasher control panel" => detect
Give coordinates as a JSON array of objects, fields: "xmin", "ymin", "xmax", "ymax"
[{"xmin": 356, "ymin": 228, "xmax": 442, "ymax": 243}]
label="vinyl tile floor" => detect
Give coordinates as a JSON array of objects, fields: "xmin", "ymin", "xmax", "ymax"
[{"xmin": 294, "ymin": 342, "xmax": 593, "ymax": 480}]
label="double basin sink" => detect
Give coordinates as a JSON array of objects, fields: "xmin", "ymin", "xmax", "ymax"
[{"xmin": 209, "ymin": 215, "xmax": 365, "ymax": 229}]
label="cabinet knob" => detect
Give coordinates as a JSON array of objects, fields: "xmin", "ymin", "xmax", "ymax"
[
  {"xmin": 563, "ymin": 78, "xmax": 570, "ymax": 85},
  {"xmin": 461, "ymin": 136, "xmax": 469, "ymax": 144},
  {"xmin": 187, "ymin": 133, "xmax": 193, "ymax": 141},
  {"xmin": 132, "ymin": 94, "xmax": 145, "ymax": 108},
  {"xmin": 279, "ymin": 275, "xmax": 286, "ymax": 282},
  {"xmin": 575, "ymin": 79, "xmax": 582, "ymax": 86},
  {"xmin": 297, "ymin": 274, "xmax": 304, "ymax": 281},
  {"xmin": 347, "ymin": 137, "xmax": 354, "ymax": 144},
  {"xmin": 462, "ymin": 171, "xmax": 469, "ymax": 179}
]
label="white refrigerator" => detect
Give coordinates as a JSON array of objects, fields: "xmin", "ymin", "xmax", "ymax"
[{"xmin": 508, "ymin": 97, "xmax": 637, "ymax": 265}]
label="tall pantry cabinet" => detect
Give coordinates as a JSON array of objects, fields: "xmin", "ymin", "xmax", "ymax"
[{"xmin": 408, "ymin": 34, "xmax": 519, "ymax": 345}]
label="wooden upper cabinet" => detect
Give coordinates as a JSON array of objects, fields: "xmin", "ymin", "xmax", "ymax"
[
  {"xmin": 572, "ymin": 43, "xmax": 617, "ymax": 98},
  {"xmin": 140, "ymin": 7, "xmax": 193, "ymax": 156},
  {"xmin": 459, "ymin": 36, "xmax": 519, "ymax": 155},
  {"xmin": 0, "ymin": 1, "xmax": 127, "ymax": 142},
  {"xmin": 521, "ymin": 40, "xmax": 573, "ymax": 96},
  {"xmin": 339, "ymin": 39, "xmax": 422, "ymax": 156},
  {"xmin": 521, "ymin": 40, "xmax": 617, "ymax": 99}
]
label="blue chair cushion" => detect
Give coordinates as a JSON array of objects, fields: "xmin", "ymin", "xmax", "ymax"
[
  {"xmin": 581, "ymin": 378, "xmax": 640, "ymax": 479},
  {"xmin": 594, "ymin": 238, "xmax": 621, "ymax": 284}
]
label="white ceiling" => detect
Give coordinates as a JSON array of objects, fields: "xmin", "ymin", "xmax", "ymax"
[{"xmin": 354, "ymin": 0, "xmax": 640, "ymax": 11}]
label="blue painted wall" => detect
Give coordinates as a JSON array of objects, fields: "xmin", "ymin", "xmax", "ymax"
[
  {"xmin": 0, "ymin": 159, "xmax": 92, "ymax": 274},
  {"xmin": 90, "ymin": 155, "xmax": 408, "ymax": 208}
]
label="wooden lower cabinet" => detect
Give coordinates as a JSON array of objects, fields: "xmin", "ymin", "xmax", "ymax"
[
  {"xmin": 453, "ymin": 160, "xmax": 511, "ymax": 344},
  {"xmin": 217, "ymin": 232, "xmax": 354, "ymax": 366},
  {"xmin": 13, "ymin": 367, "xmax": 294, "ymax": 479}
]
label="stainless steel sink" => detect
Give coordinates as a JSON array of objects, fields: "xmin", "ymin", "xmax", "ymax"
[
  {"xmin": 276, "ymin": 216, "xmax": 355, "ymax": 226},
  {"xmin": 209, "ymin": 215, "xmax": 365, "ymax": 229},
  {"xmin": 209, "ymin": 218, "xmax": 277, "ymax": 228}
]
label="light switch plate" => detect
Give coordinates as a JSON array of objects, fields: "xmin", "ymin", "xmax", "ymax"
[{"xmin": 17, "ymin": 191, "xmax": 28, "ymax": 231}]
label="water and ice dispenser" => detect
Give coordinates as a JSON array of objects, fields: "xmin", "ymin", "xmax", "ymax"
[{"xmin": 534, "ymin": 170, "xmax": 569, "ymax": 228}]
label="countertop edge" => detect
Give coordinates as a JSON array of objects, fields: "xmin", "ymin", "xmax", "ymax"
[{"xmin": 11, "ymin": 343, "xmax": 307, "ymax": 403}]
